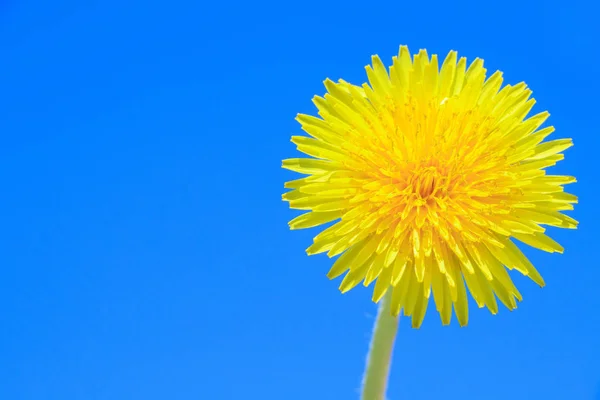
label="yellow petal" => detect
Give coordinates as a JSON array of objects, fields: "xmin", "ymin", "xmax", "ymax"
[
  {"xmin": 288, "ymin": 211, "xmax": 342, "ymax": 230},
  {"xmin": 282, "ymin": 158, "xmax": 338, "ymax": 175}
]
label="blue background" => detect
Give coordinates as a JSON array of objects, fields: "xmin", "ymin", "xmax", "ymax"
[{"xmin": 0, "ymin": 0, "xmax": 598, "ymax": 399}]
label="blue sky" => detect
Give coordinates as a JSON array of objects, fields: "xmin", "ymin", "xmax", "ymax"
[{"xmin": 0, "ymin": 1, "xmax": 598, "ymax": 399}]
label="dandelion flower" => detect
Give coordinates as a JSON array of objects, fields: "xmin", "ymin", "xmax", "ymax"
[{"xmin": 283, "ymin": 46, "xmax": 577, "ymax": 328}]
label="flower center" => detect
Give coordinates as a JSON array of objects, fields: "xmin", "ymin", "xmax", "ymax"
[{"xmin": 411, "ymin": 166, "xmax": 441, "ymax": 200}]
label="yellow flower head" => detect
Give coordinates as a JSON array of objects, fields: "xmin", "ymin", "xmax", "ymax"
[{"xmin": 283, "ymin": 46, "xmax": 577, "ymax": 328}]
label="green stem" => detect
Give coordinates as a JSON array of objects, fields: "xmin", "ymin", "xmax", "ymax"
[{"xmin": 360, "ymin": 290, "xmax": 399, "ymax": 400}]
